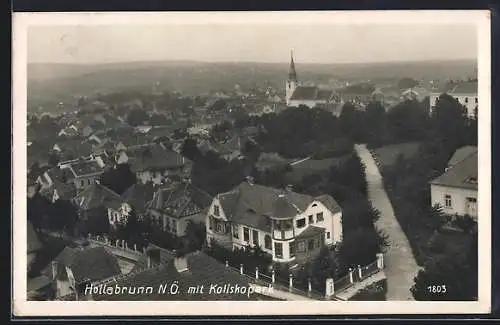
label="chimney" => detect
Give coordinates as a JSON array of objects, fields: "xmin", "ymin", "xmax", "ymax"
[
  {"xmin": 285, "ymin": 184, "xmax": 293, "ymax": 193},
  {"xmin": 173, "ymin": 249, "xmax": 188, "ymax": 273},
  {"xmin": 245, "ymin": 176, "xmax": 254, "ymax": 186}
]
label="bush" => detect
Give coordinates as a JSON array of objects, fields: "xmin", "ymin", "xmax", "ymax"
[{"xmin": 350, "ymin": 279, "xmax": 387, "ymax": 301}]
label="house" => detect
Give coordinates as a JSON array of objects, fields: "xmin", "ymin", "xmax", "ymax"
[
  {"xmin": 36, "ymin": 167, "xmax": 77, "ymax": 202},
  {"xmin": 73, "ymin": 182, "xmax": 127, "ymax": 230},
  {"xmin": 90, "ymin": 246, "xmax": 278, "ymax": 301},
  {"xmin": 27, "ymin": 221, "xmax": 43, "ymax": 274},
  {"xmin": 146, "ymin": 181, "xmax": 213, "ymax": 237},
  {"xmin": 429, "ymin": 146, "xmax": 478, "ymax": 220},
  {"xmin": 42, "ymin": 246, "xmax": 121, "ymax": 299},
  {"xmin": 206, "ymin": 177, "xmax": 343, "ymax": 264},
  {"xmin": 429, "ymin": 80, "xmax": 478, "ymax": 118},
  {"xmin": 121, "ymin": 183, "xmax": 157, "ymax": 219},
  {"xmin": 128, "ymin": 144, "xmax": 189, "ymax": 185},
  {"xmin": 400, "ymin": 87, "xmax": 430, "ymax": 102},
  {"xmin": 61, "ymin": 158, "xmax": 107, "ymax": 192}
]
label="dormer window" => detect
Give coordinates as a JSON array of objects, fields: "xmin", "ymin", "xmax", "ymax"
[{"xmin": 213, "ymin": 205, "xmax": 220, "ymax": 216}]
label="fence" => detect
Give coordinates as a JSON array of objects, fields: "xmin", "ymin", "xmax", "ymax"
[
  {"xmin": 333, "ymin": 257, "xmax": 383, "ymax": 294},
  {"xmin": 224, "ymin": 263, "xmax": 328, "ymax": 300},
  {"xmin": 86, "ymin": 234, "xmax": 146, "ymax": 259}
]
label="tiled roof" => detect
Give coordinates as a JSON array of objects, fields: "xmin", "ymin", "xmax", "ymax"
[
  {"xmin": 296, "ymin": 225, "xmax": 325, "ymax": 239},
  {"xmin": 216, "ymin": 182, "xmax": 341, "ymax": 230},
  {"xmin": 430, "ymin": 151, "xmax": 478, "ymax": 190},
  {"xmin": 27, "ymin": 221, "xmax": 42, "ymax": 253},
  {"xmin": 147, "ymin": 182, "xmax": 212, "ymax": 218},
  {"xmin": 129, "ymin": 144, "xmax": 185, "ymax": 173},
  {"xmin": 69, "ymin": 160, "xmax": 105, "ymax": 178},
  {"xmin": 74, "ymin": 183, "xmax": 122, "ymax": 211},
  {"xmin": 448, "ymin": 145, "xmax": 477, "ymax": 167},
  {"xmin": 290, "ymin": 86, "xmax": 318, "ymax": 101},
  {"xmin": 50, "ymin": 246, "xmax": 122, "ymax": 283},
  {"xmin": 449, "ymin": 81, "xmax": 478, "ymax": 95},
  {"xmin": 39, "ymin": 179, "xmax": 77, "ymax": 202},
  {"xmin": 27, "ymin": 275, "xmax": 52, "ymax": 292},
  {"xmin": 121, "ymin": 183, "xmax": 157, "ymax": 213},
  {"xmin": 92, "ymin": 250, "xmax": 271, "ymax": 301}
]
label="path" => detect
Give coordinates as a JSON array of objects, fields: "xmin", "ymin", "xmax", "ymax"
[
  {"xmin": 354, "ymin": 144, "xmax": 421, "ymax": 301},
  {"xmin": 334, "ymin": 271, "xmax": 387, "ymax": 301}
]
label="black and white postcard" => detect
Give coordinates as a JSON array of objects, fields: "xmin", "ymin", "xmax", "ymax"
[{"xmin": 12, "ymin": 10, "xmax": 491, "ymax": 316}]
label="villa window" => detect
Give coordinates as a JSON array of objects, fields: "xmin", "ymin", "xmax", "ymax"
[
  {"xmin": 445, "ymin": 194, "xmax": 452, "ymax": 208},
  {"xmin": 296, "ymin": 218, "xmax": 306, "ymax": 228},
  {"xmin": 232, "ymin": 225, "xmax": 239, "ymax": 238},
  {"xmin": 213, "ymin": 205, "xmax": 220, "ymax": 216},
  {"xmin": 216, "ymin": 222, "xmax": 224, "ymax": 234},
  {"xmin": 308, "ymin": 215, "xmax": 314, "ymax": 224},
  {"xmin": 243, "ymin": 227, "xmax": 250, "ymax": 242},
  {"xmin": 172, "ymin": 220, "xmax": 177, "ymax": 233},
  {"xmin": 289, "ymin": 242, "xmax": 296, "ymax": 257},
  {"xmin": 465, "ymin": 97, "xmax": 469, "ymax": 103},
  {"xmin": 264, "ymin": 235, "xmax": 272, "ymax": 250},
  {"xmin": 475, "ymin": 97, "xmax": 478, "ymax": 104},
  {"xmin": 326, "ymin": 232, "xmax": 331, "ymax": 239},
  {"xmin": 316, "ymin": 212, "xmax": 324, "ymax": 222},
  {"xmin": 252, "ymin": 230, "xmax": 259, "ymax": 246},
  {"xmin": 274, "ymin": 242, "xmax": 283, "ymax": 258}
]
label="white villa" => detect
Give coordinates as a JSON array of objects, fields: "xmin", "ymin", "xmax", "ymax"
[
  {"xmin": 206, "ymin": 177, "xmax": 343, "ymax": 264},
  {"xmin": 429, "ymin": 146, "xmax": 478, "ymax": 220}
]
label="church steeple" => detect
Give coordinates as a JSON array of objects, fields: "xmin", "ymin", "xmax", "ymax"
[{"xmin": 288, "ymin": 50, "xmax": 297, "ymax": 81}]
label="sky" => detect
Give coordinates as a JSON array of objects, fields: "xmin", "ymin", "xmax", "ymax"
[{"xmin": 27, "ymin": 24, "xmax": 478, "ymax": 64}]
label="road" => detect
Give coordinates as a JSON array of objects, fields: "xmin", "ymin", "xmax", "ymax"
[{"xmin": 354, "ymin": 144, "xmax": 421, "ymax": 301}]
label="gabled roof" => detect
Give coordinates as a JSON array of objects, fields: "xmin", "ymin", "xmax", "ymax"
[
  {"xmin": 430, "ymin": 150, "xmax": 478, "ymax": 190},
  {"xmin": 93, "ymin": 250, "xmax": 274, "ymax": 301},
  {"xmin": 147, "ymin": 182, "xmax": 212, "ymax": 218},
  {"xmin": 129, "ymin": 144, "xmax": 185, "ymax": 173},
  {"xmin": 69, "ymin": 159, "xmax": 105, "ymax": 178},
  {"xmin": 121, "ymin": 183, "xmax": 157, "ymax": 213},
  {"xmin": 448, "ymin": 145, "xmax": 478, "ymax": 167},
  {"xmin": 74, "ymin": 183, "xmax": 122, "ymax": 211},
  {"xmin": 290, "ymin": 86, "xmax": 318, "ymax": 101},
  {"xmin": 449, "ymin": 81, "xmax": 478, "ymax": 95},
  {"xmin": 49, "ymin": 246, "xmax": 121, "ymax": 284},
  {"xmin": 216, "ymin": 181, "xmax": 341, "ymax": 230}
]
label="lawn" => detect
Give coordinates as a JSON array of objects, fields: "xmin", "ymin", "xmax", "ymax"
[
  {"xmin": 285, "ymin": 155, "xmax": 348, "ymax": 183},
  {"xmin": 372, "ymin": 142, "xmax": 422, "ymax": 168}
]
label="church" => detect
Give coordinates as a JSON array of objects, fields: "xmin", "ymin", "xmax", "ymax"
[{"xmin": 285, "ymin": 52, "xmax": 339, "ymax": 108}]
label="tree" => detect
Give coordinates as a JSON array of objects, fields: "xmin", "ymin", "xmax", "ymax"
[
  {"xmin": 363, "ymin": 100, "xmax": 387, "ymax": 147},
  {"xmin": 398, "ymin": 77, "xmax": 419, "ymax": 90},
  {"xmin": 52, "ymin": 199, "xmax": 79, "ymax": 235},
  {"xmin": 386, "ymin": 99, "xmax": 429, "ymax": 143},
  {"xmin": 126, "ymin": 108, "xmax": 149, "ymax": 126},
  {"xmin": 149, "ymin": 113, "xmax": 169, "ymax": 126},
  {"xmin": 183, "ymin": 221, "xmax": 206, "ymax": 252},
  {"xmin": 339, "ymin": 103, "xmax": 364, "ymax": 142},
  {"xmin": 411, "ymin": 232, "xmax": 477, "ymax": 301},
  {"xmin": 295, "ymin": 246, "xmax": 340, "ymax": 293},
  {"xmin": 180, "ymin": 138, "xmax": 202, "ymax": 161},
  {"xmin": 100, "ymin": 164, "xmax": 137, "ymax": 195}
]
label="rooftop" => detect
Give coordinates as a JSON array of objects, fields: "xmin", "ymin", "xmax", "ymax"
[
  {"xmin": 147, "ymin": 182, "xmax": 213, "ymax": 218},
  {"xmin": 216, "ymin": 181, "xmax": 341, "ymax": 231},
  {"xmin": 92, "ymin": 250, "xmax": 273, "ymax": 301},
  {"xmin": 430, "ymin": 149, "xmax": 478, "ymax": 190},
  {"xmin": 45, "ymin": 246, "xmax": 122, "ymax": 284},
  {"xmin": 73, "ymin": 183, "xmax": 123, "ymax": 211},
  {"xmin": 449, "ymin": 81, "xmax": 478, "ymax": 95},
  {"xmin": 69, "ymin": 159, "xmax": 105, "ymax": 178}
]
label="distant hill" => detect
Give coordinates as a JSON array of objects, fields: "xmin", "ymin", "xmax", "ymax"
[{"xmin": 27, "ymin": 59, "xmax": 476, "ymax": 112}]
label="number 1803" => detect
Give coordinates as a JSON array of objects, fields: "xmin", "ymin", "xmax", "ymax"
[{"xmin": 427, "ymin": 285, "xmax": 447, "ymax": 294}]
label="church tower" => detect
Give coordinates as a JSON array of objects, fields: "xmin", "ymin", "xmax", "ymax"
[{"xmin": 286, "ymin": 50, "xmax": 298, "ymax": 106}]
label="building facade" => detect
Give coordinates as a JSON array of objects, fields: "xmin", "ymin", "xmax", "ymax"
[
  {"xmin": 429, "ymin": 80, "xmax": 478, "ymax": 118},
  {"xmin": 206, "ymin": 179, "xmax": 343, "ymax": 264},
  {"xmin": 429, "ymin": 146, "xmax": 478, "ymax": 220}
]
